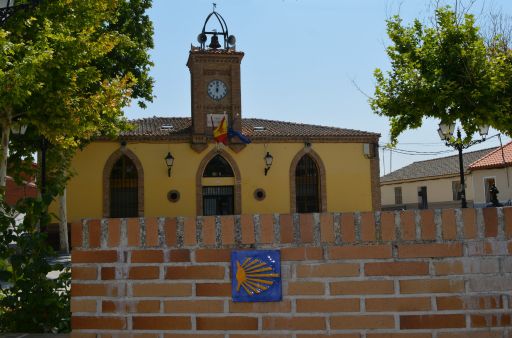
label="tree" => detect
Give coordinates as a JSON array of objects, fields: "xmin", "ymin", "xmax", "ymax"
[{"xmin": 370, "ymin": 5, "xmax": 512, "ymax": 144}]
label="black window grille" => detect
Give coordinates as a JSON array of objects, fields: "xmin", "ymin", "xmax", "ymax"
[
  {"xmin": 203, "ymin": 185, "xmax": 234, "ymax": 216},
  {"xmin": 110, "ymin": 155, "xmax": 138, "ymax": 218},
  {"xmin": 203, "ymin": 155, "xmax": 234, "ymax": 177},
  {"xmin": 394, "ymin": 186, "xmax": 403, "ymax": 205},
  {"xmin": 295, "ymin": 155, "xmax": 320, "ymax": 213}
]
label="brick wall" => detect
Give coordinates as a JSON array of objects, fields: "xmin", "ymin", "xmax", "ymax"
[{"xmin": 71, "ymin": 207, "xmax": 512, "ymax": 337}]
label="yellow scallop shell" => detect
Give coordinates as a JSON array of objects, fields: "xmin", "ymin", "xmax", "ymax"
[{"xmin": 235, "ymin": 257, "xmax": 279, "ymax": 296}]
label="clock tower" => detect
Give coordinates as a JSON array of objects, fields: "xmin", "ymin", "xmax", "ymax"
[{"xmin": 187, "ymin": 9, "xmax": 244, "ymax": 153}]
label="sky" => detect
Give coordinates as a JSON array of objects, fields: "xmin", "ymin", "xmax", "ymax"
[{"xmin": 124, "ymin": 0, "xmax": 512, "ymax": 175}]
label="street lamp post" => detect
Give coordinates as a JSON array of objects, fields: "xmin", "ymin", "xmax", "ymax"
[{"xmin": 438, "ymin": 123, "xmax": 489, "ymax": 208}]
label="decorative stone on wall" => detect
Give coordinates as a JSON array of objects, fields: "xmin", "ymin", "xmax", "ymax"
[{"xmin": 71, "ymin": 207, "xmax": 512, "ymax": 336}]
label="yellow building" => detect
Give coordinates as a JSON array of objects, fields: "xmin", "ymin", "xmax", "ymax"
[{"xmin": 63, "ymin": 10, "xmax": 380, "ymax": 222}]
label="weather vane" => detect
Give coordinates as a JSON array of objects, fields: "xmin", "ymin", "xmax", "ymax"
[{"xmin": 213, "ymin": 3, "xmax": 217, "ymax": 11}]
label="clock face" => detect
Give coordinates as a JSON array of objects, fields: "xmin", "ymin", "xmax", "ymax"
[{"xmin": 207, "ymin": 80, "xmax": 228, "ymax": 101}]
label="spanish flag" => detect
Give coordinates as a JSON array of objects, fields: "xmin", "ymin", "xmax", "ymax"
[{"xmin": 213, "ymin": 116, "xmax": 228, "ymax": 145}]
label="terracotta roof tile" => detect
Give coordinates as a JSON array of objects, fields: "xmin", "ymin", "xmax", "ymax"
[
  {"xmin": 380, "ymin": 147, "xmax": 497, "ymax": 183},
  {"xmin": 468, "ymin": 141, "xmax": 512, "ymax": 170},
  {"xmin": 117, "ymin": 116, "xmax": 379, "ymax": 141}
]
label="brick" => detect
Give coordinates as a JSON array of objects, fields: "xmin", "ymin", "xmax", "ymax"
[
  {"xmin": 299, "ymin": 213, "xmax": 314, "ymax": 243},
  {"xmin": 367, "ymin": 334, "xmax": 431, "ymax": 338},
  {"xmin": 165, "ymin": 335, "xmax": 224, "ymax": 338},
  {"xmin": 101, "ymin": 267, "xmax": 116, "ymax": 280},
  {"xmin": 419, "ymin": 209, "xmax": 436, "ymax": 240},
  {"xmin": 202, "ymin": 216, "xmax": 216, "ymax": 245},
  {"xmin": 107, "ymin": 218, "xmax": 120, "ymax": 247},
  {"xmin": 366, "ymin": 297, "xmax": 431, "ymax": 312},
  {"xmin": 471, "ymin": 313, "xmax": 511, "ymax": 327},
  {"xmin": 280, "ymin": 214, "xmax": 294, "ymax": 243},
  {"xmin": 127, "ymin": 218, "xmax": 141, "ymax": 246},
  {"xmin": 504, "ymin": 207, "xmax": 512, "ymax": 238},
  {"xmin": 380, "ymin": 211, "xmax": 396, "ymax": 241},
  {"xmin": 88, "ymin": 219, "xmax": 101, "ymax": 248},
  {"xmin": 72, "ymin": 316, "xmax": 126, "ymax": 329},
  {"xmin": 241, "ymin": 214, "xmax": 255, "ymax": 244},
  {"xmin": 462, "ymin": 208, "xmax": 477, "ymax": 239},
  {"xmin": 329, "ymin": 244, "xmax": 392, "ymax": 259},
  {"xmin": 260, "ymin": 214, "xmax": 274, "ymax": 244},
  {"xmin": 287, "ymin": 281, "xmax": 324, "ymax": 295},
  {"xmin": 297, "ymin": 263, "xmax": 359, "ymax": 278},
  {"xmin": 145, "ymin": 217, "xmax": 159, "ymax": 247},
  {"xmin": 101, "ymin": 300, "xmax": 119, "ymax": 313},
  {"xmin": 436, "ymin": 295, "xmax": 503, "ymax": 311},
  {"xmin": 196, "ymin": 283, "xmax": 231, "ymax": 297},
  {"xmin": 331, "ymin": 280, "xmax": 394, "ymax": 295},
  {"xmin": 434, "ymin": 260, "xmax": 463, "ymax": 275},
  {"xmin": 197, "ymin": 316, "xmax": 258, "ymax": 330},
  {"xmin": 398, "ymin": 243, "xmax": 462, "ymax": 258},
  {"xmin": 441, "ymin": 209, "xmax": 457, "ymax": 240},
  {"xmin": 320, "ymin": 212, "xmax": 335, "ymax": 243},
  {"xmin": 400, "ymin": 279, "xmax": 464, "ymax": 294},
  {"xmin": 72, "ymin": 250, "xmax": 117, "ymax": 263},
  {"xmin": 132, "ymin": 283, "xmax": 192, "ymax": 297},
  {"xmin": 195, "ymin": 248, "xmax": 230, "ymax": 262},
  {"xmin": 221, "ymin": 215, "xmax": 235, "ymax": 245},
  {"xmin": 132, "ymin": 316, "xmax": 191, "ymax": 330},
  {"xmin": 164, "ymin": 217, "xmax": 177, "ymax": 247},
  {"xmin": 166, "ymin": 265, "xmax": 224, "ymax": 280},
  {"xmin": 299, "ymin": 335, "xmax": 360, "ymax": 338},
  {"xmin": 169, "ymin": 249, "xmax": 190, "ymax": 262},
  {"xmin": 130, "ymin": 300, "xmax": 160, "ymax": 313},
  {"xmin": 400, "ymin": 210, "xmax": 416, "ymax": 240},
  {"xmin": 129, "ymin": 266, "xmax": 159, "ymax": 279},
  {"xmin": 331, "ymin": 315, "xmax": 394, "ymax": 329},
  {"xmin": 263, "ymin": 316, "xmax": 325, "ymax": 330},
  {"xmin": 365, "ymin": 262, "xmax": 428, "ymax": 276},
  {"xmin": 71, "ymin": 283, "xmax": 117, "ymax": 297},
  {"xmin": 131, "ymin": 249, "xmax": 164, "ymax": 263},
  {"xmin": 296, "ymin": 298, "xmax": 359, "ymax": 312},
  {"xmin": 72, "ymin": 267, "xmax": 97, "ymax": 280},
  {"xmin": 71, "ymin": 299, "xmax": 96, "ymax": 313},
  {"xmin": 341, "ymin": 212, "xmax": 355, "ymax": 242},
  {"xmin": 437, "ymin": 332, "xmax": 502, "ymax": 338},
  {"xmin": 183, "ymin": 217, "xmax": 196, "ymax": 246},
  {"xmin": 360, "ymin": 211, "xmax": 376, "ymax": 241},
  {"xmin": 400, "ymin": 314, "xmax": 465, "ymax": 329},
  {"xmin": 164, "ymin": 300, "xmax": 224, "ymax": 313},
  {"xmin": 230, "ymin": 300, "xmax": 291, "ymax": 313},
  {"xmin": 132, "ymin": 335, "xmax": 160, "ymax": 338},
  {"xmin": 483, "ymin": 207, "xmax": 498, "ymax": 237},
  {"xmin": 281, "ymin": 247, "xmax": 323, "ymax": 261},
  {"xmin": 71, "ymin": 222, "xmax": 83, "ymax": 248}
]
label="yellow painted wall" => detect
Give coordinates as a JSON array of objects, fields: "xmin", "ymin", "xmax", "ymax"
[
  {"xmin": 62, "ymin": 140, "xmax": 373, "ymax": 222},
  {"xmin": 471, "ymin": 168, "xmax": 512, "ymax": 205}
]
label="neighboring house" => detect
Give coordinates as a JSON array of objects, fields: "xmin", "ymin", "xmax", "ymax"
[
  {"xmin": 468, "ymin": 142, "xmax": 512, "ymax": 207},
  {"xmin": 55, "ymin": 10, "xmax": 380, "ymax": 223},
  {"xmin": 380, "ymin": 148, "xmax": 496, "ymax": 210}
]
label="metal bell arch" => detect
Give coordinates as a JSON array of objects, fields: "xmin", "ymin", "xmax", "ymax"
[{"xmin": 197, "ymin": 6, "xmax": 236, "ymax": 50}]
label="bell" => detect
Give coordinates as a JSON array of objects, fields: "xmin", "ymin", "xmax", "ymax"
[{"xmin": 208, "ymin": 34, "xmax": 221, "ymax": 49}]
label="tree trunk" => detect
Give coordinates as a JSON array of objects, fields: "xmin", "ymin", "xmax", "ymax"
[
  {"xmin": 59, "ymin": 187, "xmax": 69, "ymax": 253},
  {"xmin": 0, "ymin": 122, "xmax": 10, "ymax": 194}
]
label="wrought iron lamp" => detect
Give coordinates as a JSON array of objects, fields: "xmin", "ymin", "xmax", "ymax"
[
  {"xmin": 437, "ymin": 122, "xmax": 489, "ymax": 208},
  {"xmin": 264, "ymin": 152, "xmax": 273, "ymax": 176},
  {"xmin": 165, "ymin": 152, "xmax": 174, "ymax": 177}
]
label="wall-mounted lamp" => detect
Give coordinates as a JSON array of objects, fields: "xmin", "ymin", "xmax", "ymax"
[
  {"xmin": 165, "ymin": 152, "xmax": 174, "ymax": 177},
  {"xmin": 264, "ymin": 152, "xmax": 273, "ymax": 176}
]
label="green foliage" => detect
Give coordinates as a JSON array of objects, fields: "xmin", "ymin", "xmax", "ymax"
[
  {"xmin": 370, "ymin": 6, "xmax": 512, "ymax": 144},
  {"xmin": 0, "ymin": 198, "xmax": 70, "ymax": 333}
]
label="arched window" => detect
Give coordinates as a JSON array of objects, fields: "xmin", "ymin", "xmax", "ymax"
[
  {"xmin": 110, "ymin": 155, "xmax": 138, "ymax": 217},
  {"xmin": 203, "ymin": 154, "xmax": 234, "ymax": 177},
  {"xmin": 295, "ymin": 154, "xmax": 320, "ymax": 213},
  {"xmin": 202, "ymin": 154, "xmax": 235, "ymax": 215}
]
